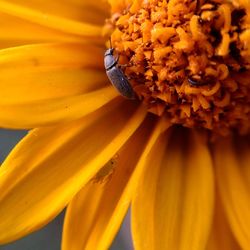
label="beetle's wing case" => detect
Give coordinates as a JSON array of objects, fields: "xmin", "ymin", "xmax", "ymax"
[
  {"xmin": 106, "ymin": 67, "xmax": 135, "ymax": 99},
  {"xmin": 104, "ymin": 48, "xmax": 117, "ymax": 70},
  {"xmin": 104, "ymin": 55, "xmax": 115, "ymax": 71}
]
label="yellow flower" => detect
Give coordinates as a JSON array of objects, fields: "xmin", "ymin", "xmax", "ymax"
[{"xmin": 0, "ymin": 0, "xmax": 249, "ymax": 250}]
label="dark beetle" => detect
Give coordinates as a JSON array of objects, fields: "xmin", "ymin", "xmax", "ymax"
[{"xmin": 104, "ymin": 48, "xmax": 135, "ymax": 99}]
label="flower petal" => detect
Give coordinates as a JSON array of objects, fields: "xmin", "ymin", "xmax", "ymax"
[
  {"xmin": 0, "ymin": 43, "xmax": 114, "ymax": 128},
  {"xmin": 0, "ymin": 1, "xmax": 105, "ymax": 37},
  {"xmin": 206, "ymin": 195, "xmax": 241, "ymax": 250},
  {"xmin": 237, "ymin": 138, "xmax": 250, "ymax": 190},
  {"xmin": 62, "ymin": 116, "xmax": 155, "ymax": 250},
  {"xmin": 214, "ymin": 137, "xmax": 250, "ymax": 250},
  {"xmin": 0, "ymin": 0, "xmax": 110, "ymax": 47},
  {"xmin": 5, "ymin": 0, "xmax": 109, "ymax": 24},
  {"xmin": 131, "ymin": 127, "xmax": 169, "ymax": 250},
  {"xmin": 0, "ymin": 100, "xmax": 147, "ymax": 244},
  {"xmin": 0, "ymin": 13, "xmax": 87, "ymax": 48},
  {"xmin": 62, "ymin": 116, "xmax": 169, "ymax": 250},
  {"xmin": 0, "ymin": 86, "xmax": 118, "ymax": 129},
  {"xmin": 0, "ymin": 68, "xmax": 107, "ymax": 104},
  {"xmin": 132, "ymin": 130, "xmax": 214, "ymax": 250},
  {"xmin": 0, "ymin": 43, "xmax": 104, "ymax": 71}
]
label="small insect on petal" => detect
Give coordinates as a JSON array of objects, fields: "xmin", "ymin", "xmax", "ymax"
[
  {"xmin": 92, "ymin": 154, "xmax": 119, "ymax": 183},
  {"xmin": 104, "ymin": 48, "xmax": 136, "ymax": 99}
]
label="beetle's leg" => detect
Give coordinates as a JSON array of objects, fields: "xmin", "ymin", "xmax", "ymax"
[
  {"xmin": 114, "ymin": 54, "xmax": 120, "ymax": 65},
  {"xmin": 119, "ymin": 61, "xmax": 134, "ymax": 68},
  {"xmin": 119, "ymin": 64, "xmax": 128, "ymax": 68},
  {"xmin": 109, "ymin": 37, "xmax": 112, "ymax": 48},
  {"xmin": 123, "ymin": 3, "xmax": 132, "ymax": 14}
]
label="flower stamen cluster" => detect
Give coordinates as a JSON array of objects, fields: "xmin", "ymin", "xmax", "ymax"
[{"xmin": 109, "ymin": 0, "xmax": 250, "ymax": 136}]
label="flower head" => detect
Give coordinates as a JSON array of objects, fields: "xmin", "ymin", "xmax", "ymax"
[
  {"xmin": 0, "ymin": 0, "xmax": 249, "ymax": 250},
  {"xmin": 107, "ymin": 0, "xmax": 250, "ymax": 137}
]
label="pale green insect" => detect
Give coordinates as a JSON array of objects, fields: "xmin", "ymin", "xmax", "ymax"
[{"xmin": 92, "ymin": 154, "xmax": 119, "ymax": 183}]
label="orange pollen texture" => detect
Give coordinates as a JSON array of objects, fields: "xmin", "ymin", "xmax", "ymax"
[{"xmin": 108, "ymin": 0, "xmax": 250, "ymax": 136}]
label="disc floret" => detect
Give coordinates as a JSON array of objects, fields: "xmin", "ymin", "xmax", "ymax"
[{"xmin": 108, "ymin": 0, "xmax": 250, "ymax": 136}]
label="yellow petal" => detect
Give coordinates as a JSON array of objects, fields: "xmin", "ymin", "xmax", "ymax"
[
  {"xmin": 235, "ymin": 138, "xmax": 250, "ymax": 190},
  {"xmin": 206, "ymin": 195, "xmax": 241, "ymax": 250},
  {"xmin": 131, "ymin": 127, "xmax": 169, "ymax": 250},
  {"xmin": 0, "ymin": 13, "xmax": 88, "ymax": 48},
  {"xmin": 62, "ymin": 116, "xmax": 169, "ymax": 250},
  {"xmin": 6, "ymin": 0, "xmax": 109, "ymax": 24},
  {"xmin": 214, "ymin": 137, "xmax": 250, "ymax": 250},
  {"xmin": 0, "ymin": 43, "xmax": 114, "ymax": 128},
  {"xmin": 0, "ymin": 0, "xmax": 110, "ymax": 48},
  {"xmin": 0, "ymin": 43, "xmax": 104, "ymax": 71},
  {"xmin": 62, "ymin": 116, "xmax": 155, "ymax": 250},
  {"xmin": 132, "ymin": 130, "xmax": 214, "ymax": 250},
  {"xmin": 108, "ymin": 0, "xmax": 133, "ymax": 12},
  {"xmin": 0, "ymin": 1, "xmax": 104, "ymax": 37},
  {"xmin": 0, "ymin": 86, "xmax": 118, "ymax": 129},
  {"xmin": 0, "ymin": 100, "xmax": 147, "ymax": 244},
  {"xmin": 0, "ymin": 68, "xmax": 107, "ymax": 104}
]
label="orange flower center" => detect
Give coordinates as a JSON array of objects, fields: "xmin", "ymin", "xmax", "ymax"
[{"xmin": 105, "ymin": 0, "xmax": 250, "ymax": 136}]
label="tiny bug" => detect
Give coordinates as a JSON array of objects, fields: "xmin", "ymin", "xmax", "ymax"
[
  {"xmin": 188, "ymin": 76, "xmax": 215, "ymax": 86},
  {"xmin": 104, "ymin": 48, "xmax": 135, "ymax": 99},
  {"xmin": 91, "ymin": 154, "xmax": 119, "ymax": 183}
]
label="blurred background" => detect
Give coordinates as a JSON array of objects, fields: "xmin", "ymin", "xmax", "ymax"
[{"xmin": 0, "ymin": 129, "xmax": 133, "ymax": 250}]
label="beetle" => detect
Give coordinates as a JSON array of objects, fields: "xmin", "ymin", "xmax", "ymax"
[{"xmin": 104, "ymin": 48, "xmax": 135, "ymax": 99}]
